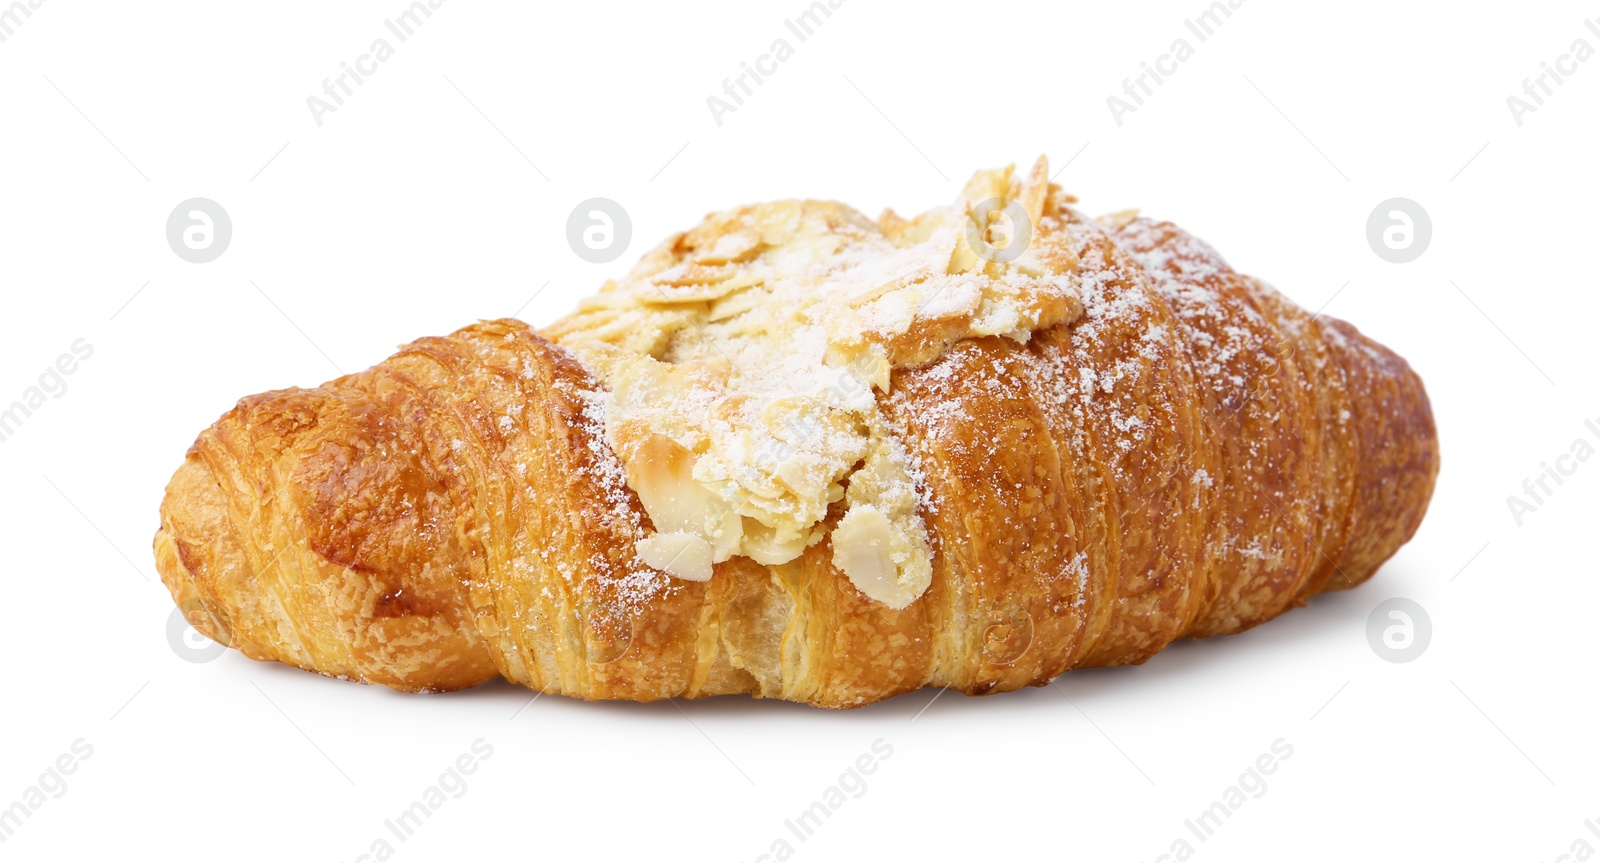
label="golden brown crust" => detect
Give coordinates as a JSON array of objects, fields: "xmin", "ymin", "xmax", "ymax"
[
  {"xmin": 1027, "ymin": 211, "xmax": 1217, "ymax": 668},
  {"xmin": 888, "ymin": 337, "xmax": 1098, "ymax": 695},
  {"xmin": 155, "ymin": 187, "xmax": 1439, "ymax": 709},
  {"xmin": 1107, "ymin": 217, "xmax": 1321, "ymax": 637}
]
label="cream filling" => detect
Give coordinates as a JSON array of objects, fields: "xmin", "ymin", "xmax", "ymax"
[{"xmin": 545, "ymin": 157, "xmax": 1082, "ymax": 608}]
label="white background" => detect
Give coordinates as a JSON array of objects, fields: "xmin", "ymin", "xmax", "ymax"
[{"xmin": 1, "ymin": 1, "xmax": 1595, "ymax": 860}]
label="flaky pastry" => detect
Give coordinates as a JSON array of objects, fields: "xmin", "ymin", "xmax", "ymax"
[{"xmin": 155, "ymin": 158, "xmax": 1438, "ymax": 707}]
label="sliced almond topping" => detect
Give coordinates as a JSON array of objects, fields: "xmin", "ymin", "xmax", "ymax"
[
  {"xmin": 636, "ymin": 532, "xmax": 714, "ymax": 582},
  {"xmin": 548, "ymin": 160, "xmax": 1080, "ymax": 605},
  {"xmin": 691, "ymin": 229, "xmax": 762, "ymax": 265},
  {"xmin": 831, "ymin": 505, "xmax": 931, "ymax": 610},
  {"xmin": 1099, "ymin": 209, "xmax": 1141, "ymax": 229},
  {"xmin": 1017, "ymin": 155, "xmax": 1050, "ymax": 232},
  {"xmin": 739, "ymin": 518, "xmax": 811, "ymax": 566},
  {"xmin": 621, "ymin": 433, "xmax": 738, "ymax": 555}
]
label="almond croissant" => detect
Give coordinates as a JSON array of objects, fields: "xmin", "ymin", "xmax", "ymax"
[{"xmin": 155, "ymin": 158, "xmax": 1438, "ymax": 708}]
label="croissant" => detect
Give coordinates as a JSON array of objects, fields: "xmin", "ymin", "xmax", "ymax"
[{"xmin": 155, "ymin": 157, "xmax": 1438, "ymax": 708}]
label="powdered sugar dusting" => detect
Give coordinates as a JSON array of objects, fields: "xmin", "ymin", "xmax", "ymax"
[{"xmin": 540, "ymin": 161, "xmax": 1085, "ymax": 604}]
